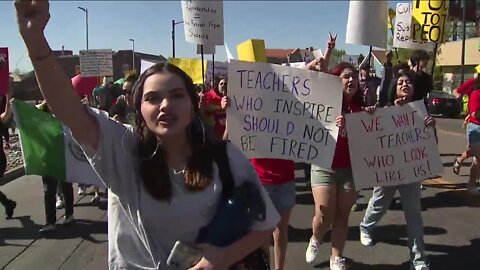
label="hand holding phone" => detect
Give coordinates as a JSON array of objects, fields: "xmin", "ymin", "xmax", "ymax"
[{"xmin": 166, "ymin": 241, "xmax": 203, "ymax": 270}]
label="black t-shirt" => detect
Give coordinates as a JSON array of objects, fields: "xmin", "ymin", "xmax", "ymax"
[{"xmin": 411, "ymin": 71, "xmax": 433, "ymax": 101}]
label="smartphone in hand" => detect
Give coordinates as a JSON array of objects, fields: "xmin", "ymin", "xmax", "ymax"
[{"xmin": 166, "ymin": 241, "xmax": 203, "ymax": 270}]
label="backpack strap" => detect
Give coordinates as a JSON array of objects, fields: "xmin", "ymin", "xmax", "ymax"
[{"xmin": 212, "ymin": 141, "xmax": 234, "ymax": 200}]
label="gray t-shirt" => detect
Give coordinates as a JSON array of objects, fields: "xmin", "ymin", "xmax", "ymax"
[{"xmin": 81, "ymin": 108, "xmax": 280, "ymax": 270}]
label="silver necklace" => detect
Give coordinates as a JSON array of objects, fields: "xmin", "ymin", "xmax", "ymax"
[{"xmin": 172, "ymin": 167, "xmax": 186, "ymax": 175}]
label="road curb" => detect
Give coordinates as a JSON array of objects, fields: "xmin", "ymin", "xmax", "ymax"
[{"xmin": 0, "ymin": 166, "xmax": 25, "ymax": 186}]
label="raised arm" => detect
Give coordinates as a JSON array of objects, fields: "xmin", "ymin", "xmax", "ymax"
[
  {"xmin": 321, "ymin": 32, "xmax": 337, "ymax": 72},
  {"xmin": 15, "ymin": 0, "xmax": 99, "ymax": 149}
]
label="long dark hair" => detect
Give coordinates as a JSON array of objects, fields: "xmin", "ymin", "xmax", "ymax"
[
  {"xmin": 132, "ymin": 63, "xmax": 214, "ymax": 201},
  {"xmin": 330, "ymin": 62, "xmax": 364, "ymax": 111},
  {"xmin": 387, "ymin": 70, "xmax": 415, "ymax": 106}
]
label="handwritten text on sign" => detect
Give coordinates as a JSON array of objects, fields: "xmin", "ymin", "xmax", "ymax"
[
  {"xmin": 227, "ymin": 60, "xmax": 342, "ymax": 168},
  {"xmin": 411, "ymin": 0, "xmax": 449, "ymax": 43},
  {"xmin": 345, "ymin": 101, "xmax": 443, "ymax": 190},
  {"xmin": 79, "ymin": 49, "xmax": 113, "ymax": 77},
  {"xmin": 181, "ymin": 0, "xmax": 224, "ymax": 45},
  {"xmin": 393, "ymin": 3, "xmax": 435, "ymax": 51}
]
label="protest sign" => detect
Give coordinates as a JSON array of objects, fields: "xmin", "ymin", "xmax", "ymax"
[
  {"xmin": 345, "ymin": 0, "xmax": 388, "ymax": 48},
  {"xmin": 168, "ymin": 58, "xmax": 207, "ymax": 85},
  {"xmin": 411, "ymin": 0, "xmax": 449, "ymax": 43},
  {"xmin": 393, "ymin": 3, "xmax": 435, "ymax": 51},
  {"xmin": 140, "ymin": 59, "xmax": 156, "ymax": 75},
  {"xmin": 282, "ymin": 62, "xmax": 306, "ymax": 69},
  {"xmin": 197, "ymin": 43, "xmax": 216, "ymax": 55},
  {"xmin": 206, "ymin": 61, "xmax": 228, "ymax": 84},
  {"xmin": 237, "ymin": 39, "xmax": 267, "ymax": 63},
  {"xmin": 0, "ymin": 48, "xmax": 9, "ymax": 96},
  {"xmin": 181, "ymin": 0, "xmax": 224, "ymax": 45},
  {"xmin": 227, "ymin": 60, "xmax": 342, "ymax": 167},
  {"xmin": 79, "ymin": 49, "xmax": 113, "ymax": 77},
  {"xmin": 345, "ymin": 100, "xmax": 443, "ymax": 190}
]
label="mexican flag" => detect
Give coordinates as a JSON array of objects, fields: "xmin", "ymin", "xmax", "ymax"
[{"xmin": 12, "ymin": 99, "xmax": 104, "ymax": 187}]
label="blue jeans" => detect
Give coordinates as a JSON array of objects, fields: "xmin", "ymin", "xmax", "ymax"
[{"xmin": 360, "ymin": 182, "xmax": 427, "ymax": 267}]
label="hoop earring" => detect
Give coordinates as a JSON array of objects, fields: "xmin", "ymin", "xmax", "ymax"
[
  {"xmin": 143, "ymin": 140, "xmax": 159, "ymax": 160},
  {"xmin": 189, "ymin": 116, "xmax": 206, "ymax": 146}
]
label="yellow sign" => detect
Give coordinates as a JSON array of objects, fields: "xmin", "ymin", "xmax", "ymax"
[
  {"xmin": 167, "ymin": 58, "xmax": 207, "ymax": 85},
  {"xmin": 387, "ymin": 7, "xmax": 396, "ymax": 29},
  {"xmin": 237, "ymin": 39, "xmax": 267, "ymax": 63},
  {"xmin": 411, "ymin": 0, "xmax": 449, "ymax": 43},
  {"xmin": 475, "ymin": 64, "xmax": 480, "ymax": 74}
]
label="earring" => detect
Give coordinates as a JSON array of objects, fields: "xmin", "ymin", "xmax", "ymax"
[
  {"xmin": 188, "ymin": 116, "xmax": 207, "ymax": 146},
  {"xmin": 143, "ymin": 140, "xmax": 159, "ymax": 160}
]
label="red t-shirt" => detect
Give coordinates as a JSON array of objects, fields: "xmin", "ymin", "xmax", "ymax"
[
  {"xmin": 203, "ymin": 89, "xmax": 226, "ymax": 139},
  {"xmin": 457, "ymin": 78, "xmax": 476, "ymax": 96},
  {"xmin": 468, "ymin": 90, "xmax": 480, "ymax": 125},
  {"xmin": 331, "ymin": 103, "xmax": 363, "ymax": 169},
  {"xmin": 250, "ymin": 158, "xmax": 295, "ymax": 185}
]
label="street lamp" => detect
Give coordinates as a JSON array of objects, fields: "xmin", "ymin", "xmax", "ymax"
[
  {"xmin": 78, "ymin": 7, "xmax": 89, "ymax": 50},
  {"xmin": 172, "ymin": 20, "xmax": 184, "ymax": 58},
  {"xmin": 129, "ymin": 38, "xmax": 135, "ymax": 72}
]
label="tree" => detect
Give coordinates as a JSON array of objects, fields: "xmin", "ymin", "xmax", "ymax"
[{"xmin": 329, "ymin": 49, "xmax": 346, "ymax": 68}]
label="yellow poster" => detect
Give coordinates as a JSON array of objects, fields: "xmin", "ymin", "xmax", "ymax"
[
  {"xmin": 387, "ymin": 7, "xmax": 396, "ymax": 29},
  {"xmin": 167, "ymin": 58, "xmax": 207, "ymax": 85},
  {"xmin": 411, "ymin": 0, "xmax": 449, "ymax": 43},
  {"xmin": 236, "ymin": 39, "xmax": 267, "ymax": 63}
]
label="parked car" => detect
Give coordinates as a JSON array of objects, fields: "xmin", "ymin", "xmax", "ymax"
[{"xmin": 426, "ymin": 90, "xmax": 462, "ymax": 118}]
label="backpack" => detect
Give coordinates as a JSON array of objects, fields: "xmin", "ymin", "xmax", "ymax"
[{"xmin": 199, "ymin": 141, "xmax": 270, "ymax": 270}]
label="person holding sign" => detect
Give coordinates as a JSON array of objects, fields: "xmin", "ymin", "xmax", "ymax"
[
  {"xmin": 360, "ymin": 70, "xmax": 435, "ymax": 270},
  {"xmin": 409, "ymin": 50, "xmax": 433, "ymax": 103},
  {"xmin": 201, "ymin": 76, "xmax": 228, "ymax": 140},
  {"xmin": 14, "ymin": 1, "xmax": 280, "ymax": 269},
  {"xmin": 305, "ymin": 62, "xmax": 364, "ymax": 269}
]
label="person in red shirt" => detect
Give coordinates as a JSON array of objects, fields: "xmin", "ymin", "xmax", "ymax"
[
  {"xmin": 305, "ymin": 62, "xmax": 366, "ymax": 268},
  {"xmin": 463, "ymin": 73, "xmax": 480, "ymax": 194},
  {"xmin": 201, "ymin": 77, "xmax": 228, "ymax": 140},
  {"xmin": 452, "ymin": 72, "xmax": 480, "ymax": 194}
]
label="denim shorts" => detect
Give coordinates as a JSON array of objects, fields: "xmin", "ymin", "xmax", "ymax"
[
  {"xmin": 310, "ymin": 165, "xmax": 356, "ymax": 191},
  {"xmin": 467, "ymin": 123, "xmax": 480, "ymax": 146},
  {"xmin": 263, "ymin": 181, "xmax": 296, "ymax": 215}
]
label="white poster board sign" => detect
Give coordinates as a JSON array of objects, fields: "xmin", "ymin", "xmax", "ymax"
[
  {"xmin": 282, "ymin": 62, "xmax": 307, "ymax": 69},
  {"xmin": 197, "ymin": 43, "xmax": 216, "ymax": 55},
  {"xmin": 79, "ymin": 49, "xmax": 113, "ymax": 77},
  {"xmin": 227, "ymin": 60, "xmax": 343, "ymax": 167},
  {"xmin": 343, "ymin": 55, "xmax": 359, "ymax": 66},
  {"xmin": 140, "ymin": 59, "xmax": 156, "ymax": 75},
  {"xmin": 181, "ymin": 0, "xmax": 224, "ymax": 45},
  {"xmin": 393, "ymin": 3, "xmax": 435, "ymax": 52},
  {"xmin": 345, "ymin": 0, "xmax": 388, "ymax": 48},
  {"xmin": 345, "ymin": 100, "xmax": 443, "ymax": 190},
  {"xmin": 206, "ymin": 61, "xmax": 228, "ymax": 84}
]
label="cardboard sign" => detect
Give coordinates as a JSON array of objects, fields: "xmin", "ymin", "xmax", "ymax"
[
  {"xmin": 412, "ymin": 0, "xmax": 449, "ymax": 43},
  {"xmin": 168, "ymin": 58, "xmax": 207, "ymax": 85},
  {"xmin": 181, "ymin": 0, "xmax": 224, "ymax": 45},
  {"xmin": 0, "ymin": 48, "xmax": 9, "ymax": 96},
  {"xmin": 345, "ymin": 100, "xmax": 443, "ymax": 190},
  {"xmin": 79, "ymin": 49, "xmax": 113, "ymax": 77},
  {"xmin": 393, "ymin": 3, "xmax": 435, "ymax": 51},
  {"xmin": 197, "ymin": 43, "xmax": 216, "ymax": 55},
  {"xmin": 227, "ymin": 60, "xmax": 342, "ymax": 167},
  {"xmin": 345, "ymin": 0, "xmax": 388, "ymax": 48}
]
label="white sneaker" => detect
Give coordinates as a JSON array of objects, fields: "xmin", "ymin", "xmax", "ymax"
[
  {"xmin": 56, "ymin": 199, "xmax": 64, "ymax": 209},
  {"xmin": 411, "ymin": 264, "xmax": 430, "ymax": 270},
  {"xmin": 467, "ymin": 183, "xmax": 479, "ymax": 195},
  {"xmin": 360, "ymin": 230, "xmax": 374, "ymax": 246},
  {"xmin": 63, "ymin": 215, "xmax": 74, "ymax": 225},
  {"xmin": 78, "ymin": 186, "xmax": 87, "ymax": 196},
  {"xmin": 39, "ymin": 224, "xmax": 56, "ymax": 234},
  {"xmin": 91, "ymin": 195, "xmax": 101, "ymax": 203},
  {"xmin": 305, "ymin": 237, "xmax": 321, "ymax": 264},
  {"xmin": 330, "ymin": 256, "xmax": 347, "ymax": 270}
]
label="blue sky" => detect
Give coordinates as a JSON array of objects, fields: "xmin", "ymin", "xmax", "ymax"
[{"xmin": 1, "ymin": 0, "xmax": 401, "ymax": 73}]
